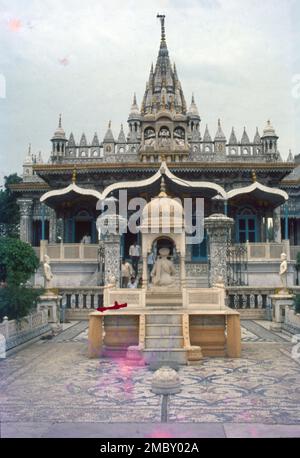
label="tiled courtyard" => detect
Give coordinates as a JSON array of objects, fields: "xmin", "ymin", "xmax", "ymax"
[{"xmin": 1, "ymin": 320, "xmax": 300, "ymax": 438}]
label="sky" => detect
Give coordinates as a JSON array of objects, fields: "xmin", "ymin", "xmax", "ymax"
[{"xmin": 0, "ymin": 0, "xmax": 299, "ymax": 185}]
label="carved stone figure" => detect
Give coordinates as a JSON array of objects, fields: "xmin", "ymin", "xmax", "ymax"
[
  {"xmin": 43, "ymin": 254, "xmax": 53, "ymax": 289},
  {"xmin": 151, "ymin": 247, "xmax": 176, "ymax": 287},
  {"xmin": 279, "ymin": 252, "xmax": 288, "ymax": 292}
]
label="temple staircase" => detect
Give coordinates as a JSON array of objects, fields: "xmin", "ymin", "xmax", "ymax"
[{"xmin": 142, "ymin": 291, "xmax": 187, "ymax": 366}]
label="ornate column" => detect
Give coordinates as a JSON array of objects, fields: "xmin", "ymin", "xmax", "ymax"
[
  {"xmin": 100, "ymin": 214, "xmax": 127, "ymax": 288},
  {"xmin": 17, "ymin": 198, "xmax": 33, "ymax": 244},
  {"xmin": 204, "ymin": 213, "xmax": 234, "ymax": 287},
  {"xmin": 104, "ymin": 232, "xmax": 121, "ymax": 287},
  {"xmin": 273, "ymin": 206, "xmax": 282, "ymax": 243},
  {"xmin": 49, "ymin": 208, "xmax": 57, "ymax": 243}
]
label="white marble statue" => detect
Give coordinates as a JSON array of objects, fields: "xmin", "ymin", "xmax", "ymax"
[
  {"xmin": 279, "ymin": 253, "xmax": 288, "ymax": 292},
  {"xmin": 43, "ymin": 254, "xmax": 53, "ymax": 289},
  {"xmin": 151, "ymin": 247, "xmax": 176, "ymax": 287}
]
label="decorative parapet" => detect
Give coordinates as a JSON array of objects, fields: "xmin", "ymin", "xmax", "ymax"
[{"xmin": 0, "ymin": 311, "xmax": 50, "ymax": 351}]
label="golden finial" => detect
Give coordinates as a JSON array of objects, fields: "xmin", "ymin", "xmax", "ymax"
[
  {"xmin": 251, "ymin": 170, "xmax": 257, "ymax": 182},
  {"xmin": 72, "ymin": 166, "xmax": 77, "ymax": 183},
  {"xmin": 159, "ymin": 176, "xmax": 167, "ymax": 197}
]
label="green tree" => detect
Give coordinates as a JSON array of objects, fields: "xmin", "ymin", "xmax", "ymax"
[
  {"xmin": 296, "ymin": 252, "xmax": 300, "ymax": 286},
  {"xmin": 0, "ymin": 237, "xmax": 42, "ymax": 320},
  {"xmin": 0, "ymin": 173, "xmax": 22, "ymax": 237}
]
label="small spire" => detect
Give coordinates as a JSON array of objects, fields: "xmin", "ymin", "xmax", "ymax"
[
  {"xmin": 58, "ymin": 113, "xmax": 62, "ymax": 128},
  {"xmin": 28, "ymin": 143, "xmax": 31, "ymax": 154},
  {"xmin": 159, "ymin": 176, "xmax": 167, "ymax": 197},
  {"xmin": 108, "ymin": 120, "xmax": 111, "ymax": 129},
  {"xmin": 157, "ymin": 13, "xmax": 166, "ymax": 42},
  {"xmin": 133, "ymin": 93, "xmax": 137, "ymax": 105},
  {"xmin": 72, "ymin": 165, "xmax": 77, "ymax": 184},
  {"xmin": 191, "ymin": 93, "xmax": 195, "ymax": 104},
  {"xmin": 215, "ymin": 119, "xmax": 226, "ymax": 141}
]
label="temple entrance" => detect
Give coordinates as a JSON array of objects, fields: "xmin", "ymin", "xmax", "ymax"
[{"xmin": 75, "ymin": 221, "xmax": 92, "ymax": 243}]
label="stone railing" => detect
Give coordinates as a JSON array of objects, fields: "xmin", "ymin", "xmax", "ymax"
[
  {"xmin": 40, "ymin": 241, "xmax": 99, "ymax": 262},
  {"xmin": 226, "ymin": 286, "xmax": 273, "ymax": 310},
  {"xmin": 226, "ymin": 285, "xmax": 300, "ymax": 319},
  {"xmin": 59, "ymin": 287, "xmax": 104, "ymax": 310},
  {"xmin": 0, "ymin": 310, "xmax": 50, "ymax": 351},
  {"xmin": 243, "ymin": 241, "xmax": 290, "ymax": 261}
]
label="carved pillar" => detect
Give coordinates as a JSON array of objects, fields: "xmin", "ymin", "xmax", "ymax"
[
  {"xmin": 49, "ymin": 209, "xmax": 57, "ymax": 243},
  {"xmin": 104, "ymin": 233, "xmax": 121, "ymax": 287},
  {"xmin": 17, "ymin": 198, "xmax": 33, "ymax": 244},
  {"xmin": 204, "ymin": 213, "xmax": 234, "ymax": 287},
  {"xmin": 273, "ymin": 207, "xmax": 281, "ymax": 243}
]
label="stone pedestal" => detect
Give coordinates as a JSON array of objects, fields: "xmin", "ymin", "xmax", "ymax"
[
  {"xmin": 38, "ymin": 292, "xmax": 62, "ymax": 331},
  {"xmin": 269, "ymin": 293, "xmax": 295, "ymax": 331},
  {"xmin": 151, "ymin": 366, "xmax": 181, "ymax": 395},
  {"xmin": 204, "ymin": 213, "xmax": 234, "ymax": 287}
]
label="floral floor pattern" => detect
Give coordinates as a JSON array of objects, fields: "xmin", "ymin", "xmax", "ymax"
[{"xmin": 0, "ymin": 321, "xmax": 299, "ymax": 425}]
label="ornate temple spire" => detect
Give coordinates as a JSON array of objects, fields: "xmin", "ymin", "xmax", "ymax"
[
  {"xmin": 118, "ymin": 124, "xmax": 126, "ymax": 143},
  {"xmin": 141, "ymin": 15, "xmax": 187, "ymax": 115},
  {"xmin": 92, "ymin": 132, "xmax": 100, "ymax": 146},
  {"xmin": 157, "ymin": 13, "xmax": 166, "ymax": 43},
  {"xmin": 188, "ymin": 94, "xmax": 200, "ymax": 118},
  {"xmin": 68, "ymin": 132, "xmax": 76, "ymax": 146},
  {"xmin": 203, "ymin": 125, "xmax": 212, "ymax": 142},
  {"xmin": 214, "ymin": 119, "xmax": 226, "ymax": 141},
  {"xmin": 253, "ymin": 127, "xmax": 261, "ymax": 144},
  {"xmin": 228, "ymin": 127, "xmax": 238, "ymax": 145},
  {"xmin": 79, "ymin": 133, "xmax": 87, "ymax": 146},
  {"xmin": 287, "ymin": 149, "xmax": 294, "ymax": 162},
  {"xmin": 241, "ymin": 127, "xmax": 250, "ymax": 144},
  {"xmin": 128, "ymin": 93, "xmax": 140, "ymax": 119},
  {"xmin": 52, "ymin": 113, "xmax": 66, "ymax": 140},
  {"xmin": 103, "ymin": 121, "xmax": 115, "ymax": 142}
]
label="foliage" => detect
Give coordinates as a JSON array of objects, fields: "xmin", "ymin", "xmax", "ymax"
[
  {"xmin": 0, "ymin": 286, "xmax": 42, "ymax": 320},
  {"xmin": 0, "ymin": 237, "xmax": 39, "ymax": 285},
  {"xmin": 295, "ymin": 295, "xmax": 300, "ymax": 314},
  {"xmin": 0, "ymin": 173, "xmax": 22, "ymax": 234},
  {"xmin": 296, "ymin": 252, "xmax": 300, "ymax": 269},
  {"xmin": 0, "ymin": 237, "xmax": 42, "ymax": 320}
]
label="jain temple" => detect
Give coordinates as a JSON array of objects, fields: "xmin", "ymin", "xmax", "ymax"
[{"xmin": 9, "ymin": 16, "xmax": 300, "ymax": 364}]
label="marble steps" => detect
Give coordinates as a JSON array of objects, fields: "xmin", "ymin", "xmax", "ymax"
[
  {"xmin": 145, "ymin": 336, "xmax": 184, "ymax": 349},
  {"xmin": 142, "ymin": 313, "xmax": 187, "ymax": 365},
  {"xmin": 145, "ymin": 324, "xmax": 182, "ymax": 337}
]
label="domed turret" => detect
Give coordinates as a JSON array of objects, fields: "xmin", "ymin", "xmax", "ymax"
[
  {"xmin": 51, "ymin": 114, "xmax": 67, "ymax": 162},
  {"xmin": 140, "ymin": 177, "xmax": 184, "ymax": 233}
]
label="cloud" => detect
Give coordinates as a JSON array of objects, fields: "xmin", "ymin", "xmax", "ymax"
[{"xmin": 0, "ymin": 0, "xmax": 298, "ymax": 182}]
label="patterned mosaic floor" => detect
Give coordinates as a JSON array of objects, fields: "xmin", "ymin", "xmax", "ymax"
[{"xmin": 0, "ymin": 321, "xmax": 299, "ymax": 428}]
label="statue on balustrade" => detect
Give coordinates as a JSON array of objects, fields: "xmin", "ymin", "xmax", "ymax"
[
  {"xmin": 151, "ymin": 247, "xmax": 176, "ymax": 287},
  {"xmin": 279, "ymin": 252, "xmax": 288, "ymax": 293},
  {"xmin": 43, "ymin": 254, "xmax": 53, "ymax": 289}
]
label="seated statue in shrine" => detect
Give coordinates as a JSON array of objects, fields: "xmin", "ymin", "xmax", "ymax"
[{"xmin": 151, "ymin": 247, "xmax": 176, "ymax": 287}]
